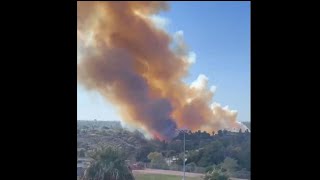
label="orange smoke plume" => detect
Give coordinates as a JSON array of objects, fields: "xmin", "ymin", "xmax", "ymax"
[{"xmin": 77, "ymin": 1, "xmax": 248, "ymax": 140}]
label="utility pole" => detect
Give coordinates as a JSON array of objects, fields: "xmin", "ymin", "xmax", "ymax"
[
  {"xmin": 176, "ymin": 128, "xmax": 188, "ymax": 180},
  {"xmin": 183, "ymin": 130, "xmax": 185, "ymax": 180}
]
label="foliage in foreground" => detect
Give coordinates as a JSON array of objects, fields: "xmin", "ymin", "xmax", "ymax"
[
  {"xmin": 82, "ymin": 147, "xmax": 134, "ymax": 180},
  {"xmin": 203, "ymin": 168, "xmax": 229, "ymax": 180},
  {"xmin": 78, "ymin": 123, "xmax": 250, "ymax": 179}
]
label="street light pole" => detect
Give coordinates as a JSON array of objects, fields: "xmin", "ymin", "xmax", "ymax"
[
  {"xmin": 183, "ymin": 130, "xmax": 185, "ymax": 180},
  {"xmin": 176, "ymin": 128, "xmax": 188, "ymax": 180}
]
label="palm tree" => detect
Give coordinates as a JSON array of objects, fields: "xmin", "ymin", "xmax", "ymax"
[{"xmin": 82, "ymin": 147, "xmax": 134, "ymax": 180}]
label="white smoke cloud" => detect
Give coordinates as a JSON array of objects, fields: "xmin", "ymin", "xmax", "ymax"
[
  {"xmin": 174, "ymin": 30, "xmax": 184, "ymax": 40},
  {"xmin": 149, "ymin": 17, "xmax": 195, "ymax": 66},
  {"xmin": 187, "ymin": 51, "xmax": 197, "ymax": 64},
  {"xmin": 190, "ymin": 74, "xmax": 209, "ymax": 90},
  {"xmin": 210, "ymin": 85, "xmax": 217, "ymax": 93},
  {"xmin": 206, "ymin": 102, "xmax": 249, "ymax": 132},
  {"xmin": 149, "ymin": 15, "xmax": 170, "ymax": 30},
  {"xmin": 173, "ymin": 30, "xmax": 185, "ymax": 50}
]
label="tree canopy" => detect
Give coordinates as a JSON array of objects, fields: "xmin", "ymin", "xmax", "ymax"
[{"xmin": 83, "ymin": 147, "xmax": 134, "ymax": 180}]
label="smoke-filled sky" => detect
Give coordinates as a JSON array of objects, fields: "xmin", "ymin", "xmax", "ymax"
[{"xmin": 77, "ymin": 1, "xmax": 250, "ymax": 139}]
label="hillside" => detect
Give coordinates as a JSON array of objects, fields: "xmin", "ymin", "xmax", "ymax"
[
  {"xmin": 77, "ymin": 120, "xmax": 250, "ymax": 179},
  {"xmin": 242, "ymin": 121, "xmax": 250, "ymax": 130},
  {"xmin": 78, "ymin": 127, "xmax": 150, "ymax": 157}
]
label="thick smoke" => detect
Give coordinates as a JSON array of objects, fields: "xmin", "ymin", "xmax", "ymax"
[{"xmin": 77, "ymin": 1, "xmax": 248, "ymax": 140}]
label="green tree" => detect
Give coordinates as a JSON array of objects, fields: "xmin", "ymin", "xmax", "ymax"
[
  {"xmin": 167, "ymin": 140, "xmax": 183, "ymax": 153},
  {"xmin": 164, "ymin": 150, "xmax": 176, "ymax": 158},
  {"xmin": 102, "ymin": 126, "xmax": 109, "ymax": 130},
  {"xmin": 79, "ymin": 149, "xmax": 86, "ymax": 158},
  {"xmin": 236, "ymin": 141, "xmax": 250, "ymax": 171},
  {"xmin": 83, "ymin": 147, "xmax": 134, "ymax": 180},
  {"xmin": 186, "ymin": 162, "xmax": 197, "ymax": 172},
  {"xmin": 239, "ymin": 128, "xmax": 242, "ymax": 134},
  {"xmin": 185, "ymin": 150, "xmax": 200, "ymax": 165},
  {"xmin": 205, "ymin": 164, "xmax": 218, "ymax": 173},
  {"xmin": 147, "ymin": 152, "xmax": 168, "ymax": 169},
  {"xmin": 204, "ymin": 168, "xmax": 229, "ymax": 180},
  {"xmin": 198, "ymin": 141, "xmax": 225, "ymax": 167},
  {"xmin": 161, "ymin": 140, "xmax": 167, "ymax": 150},
  {"xmin": 220, "ymin": 157, "xmax": 239, "ymax": 174},
  {"xmin": 136, "ymin": 145, "xmax": 154, "ymax": 162},
  {"xmin": 223, "ymin": 129, "xmax": 228, "ymax": 135}
]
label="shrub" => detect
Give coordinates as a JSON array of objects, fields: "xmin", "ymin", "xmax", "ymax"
[{"xmin": 203, "ymin": 168, "xmax": 229, "ymax": 180}]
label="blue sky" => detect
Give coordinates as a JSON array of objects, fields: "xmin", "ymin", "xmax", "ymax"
[{"xmin": 77, "ymin": 1, "xmax": 250, "ymax": 122}]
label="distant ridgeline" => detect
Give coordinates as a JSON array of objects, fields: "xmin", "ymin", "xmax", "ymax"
[
  {"xmin": 77, "ymin": 120, "xmax": 122, "ymax": 129},
  {"xmin": 243, "ymin": 121, "xmax": 250, "ymax": 130}
]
